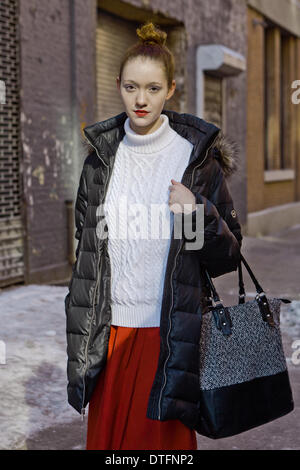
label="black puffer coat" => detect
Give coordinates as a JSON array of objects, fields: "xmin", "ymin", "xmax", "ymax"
[{"xmin": 64, "ymin": 108, "xmax": 243, "ymax": 430}]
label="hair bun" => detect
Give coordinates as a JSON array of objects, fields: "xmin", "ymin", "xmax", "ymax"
[{"xmin": 136, "ymin": 21, "xmax": 167, "ymax": 47}]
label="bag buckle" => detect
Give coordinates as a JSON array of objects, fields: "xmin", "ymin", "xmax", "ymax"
[{"xmin": 255, "ymin": 292, "xmax": 275, "ymax": 327}]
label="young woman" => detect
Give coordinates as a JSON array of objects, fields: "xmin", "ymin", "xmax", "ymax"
[{"xmin": 64, "ymin": 21, "xmax": 243, "ymax": 451}]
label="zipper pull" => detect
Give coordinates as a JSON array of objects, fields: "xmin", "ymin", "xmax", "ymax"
[{"xmin": 81, "ymin": 407, "xmax": 85, "ymax": 422}]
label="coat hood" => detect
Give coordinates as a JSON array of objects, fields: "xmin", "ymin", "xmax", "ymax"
[
  {"xmin": 212, "ymin": 130, "xmax": 241, "ymax": 178},
  {"xmin": 82, "ymin": 109, "xmax": 240, "ymax": 178}
]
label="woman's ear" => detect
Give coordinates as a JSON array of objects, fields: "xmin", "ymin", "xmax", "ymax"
[
  {"xmin": 116, "ymin": 76, "xmax": 121, "ymax": 93},
  {"xmin": 166, "ymin": 80, "xmax": 176, "ymax": 100}
]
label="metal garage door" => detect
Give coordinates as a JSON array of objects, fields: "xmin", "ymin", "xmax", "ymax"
[{"xmin": 96, "ymin": 10, "xmax": 138, "ymax": 121}]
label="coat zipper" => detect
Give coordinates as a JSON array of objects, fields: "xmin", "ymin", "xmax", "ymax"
[
  {"xmin": 157, "ymin": 132, "xmax": 220, "ymax": 420},
  {"xmin": 80, "ymin": 139, "xmax": 110, "ymax": 422}
]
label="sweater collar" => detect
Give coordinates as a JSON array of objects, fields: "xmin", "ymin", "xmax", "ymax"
[{"xmin": 122, "ymin": 113, "xmax": 178, "ymax": 154}]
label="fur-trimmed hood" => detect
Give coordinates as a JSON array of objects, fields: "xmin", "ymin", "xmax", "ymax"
[
  {"xmin": 212, "ymin": 131, "xmax": 240, "ymax": 178},
  {"xmin": 82, "ymin": 109, "xmax": 240, "ymax": 179}
]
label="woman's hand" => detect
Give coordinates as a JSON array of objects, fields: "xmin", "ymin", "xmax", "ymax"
[{"xmin": 168, "ymin": 179, "xmax": 196, "ymax": 214}]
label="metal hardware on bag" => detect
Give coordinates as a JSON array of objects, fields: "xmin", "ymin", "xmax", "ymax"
[
  {"xmin": 255, "ymin": 292, "xmax": 275, "ymax": 327},
  {"xmin": 157, "ymin": 131, "xmax": 221, "ymax": 420},
  {"xmin": 212, "ymin": 304, "xmax": 232, "ymax": 336}
]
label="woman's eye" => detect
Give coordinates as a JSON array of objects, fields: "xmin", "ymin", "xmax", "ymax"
[{"xmin": 124, "ymin": 85, "xmax": 160, "ymax": 92}]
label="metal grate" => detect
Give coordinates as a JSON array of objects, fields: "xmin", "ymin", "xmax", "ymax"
[{"xmin": 0, "ymin": 0, "xmax": 24, "ymax": 285}]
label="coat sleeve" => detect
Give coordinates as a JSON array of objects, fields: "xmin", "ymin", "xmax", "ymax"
[
  {"xmin": 182, "ymin": 153, "xmax": 243, "ymax": 279},
  {"xmin": 74, "ymin": 164, "xmax": 88, "ymax": 259},
  {"xmin": 65, "ymin": 162, "xmax": 88, "ymax": 310}
]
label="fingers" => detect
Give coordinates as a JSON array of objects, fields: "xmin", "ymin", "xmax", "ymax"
[{"xmin": 169, "ymin": 179, "xmax": 180, "ymax": 190}]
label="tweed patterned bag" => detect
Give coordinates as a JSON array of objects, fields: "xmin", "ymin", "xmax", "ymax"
[{"xmin": 196, "ymin": 253, "xmax": 294, "ymax": 439}]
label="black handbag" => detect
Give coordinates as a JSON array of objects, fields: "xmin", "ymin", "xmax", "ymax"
[{"xmin": 196, "ymin": 252, "xmax": 294, "ymax": 439}]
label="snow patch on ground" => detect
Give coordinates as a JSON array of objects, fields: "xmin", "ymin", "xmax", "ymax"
[
  {"xmin": 280, "ymin": 301, "xmax": 300, "ymax": 336},
  {"xmin": 0, "ymin": 284, "xmax": 86, "ymax": 450}
]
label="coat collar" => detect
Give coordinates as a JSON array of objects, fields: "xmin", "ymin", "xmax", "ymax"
[{"xmin": 83, "ymin": 109, "xmax": 238, "ymax": 177}]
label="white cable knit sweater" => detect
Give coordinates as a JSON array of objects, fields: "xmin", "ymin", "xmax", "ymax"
[{"xmin": 103, "ymin": 113, "xmax": 194, "ymax": 327}]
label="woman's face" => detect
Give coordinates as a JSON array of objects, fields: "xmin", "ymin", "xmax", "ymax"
[{"xmin": 116, "ymin": 56, "xmax": 176, "ymax": 135}]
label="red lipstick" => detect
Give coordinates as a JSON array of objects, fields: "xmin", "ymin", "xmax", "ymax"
[{"xmin": 134, "ymin": 110, "xmax": 149, "ymax": 117}]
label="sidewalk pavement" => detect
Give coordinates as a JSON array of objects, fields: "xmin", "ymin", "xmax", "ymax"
[{"xmin": 0, "ymin": 225, "xmax": 299, "ymax": 450}]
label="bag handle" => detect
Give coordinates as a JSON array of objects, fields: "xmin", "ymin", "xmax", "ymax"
[
  {"xmin": 205, "ymin": 252, "xmax": 263, "ymax": 304},
  {"xmin": 204, "ymin": 252, "xmax": 291, "ymax": 333}
]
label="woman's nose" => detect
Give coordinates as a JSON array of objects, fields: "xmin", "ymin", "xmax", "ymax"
[{"xmin": 136, "ymin": 92, "xmax": 147, "ymax": 107}]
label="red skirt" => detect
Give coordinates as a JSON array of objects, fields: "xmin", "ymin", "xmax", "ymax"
[{"xmin": 86, "ymin": 325, "xmax": 197, "ymax": 450}]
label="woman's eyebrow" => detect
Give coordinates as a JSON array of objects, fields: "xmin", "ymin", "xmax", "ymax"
[{"xmin": 124, "ymin": 80, "xmax": 162, "ymax": 86}]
